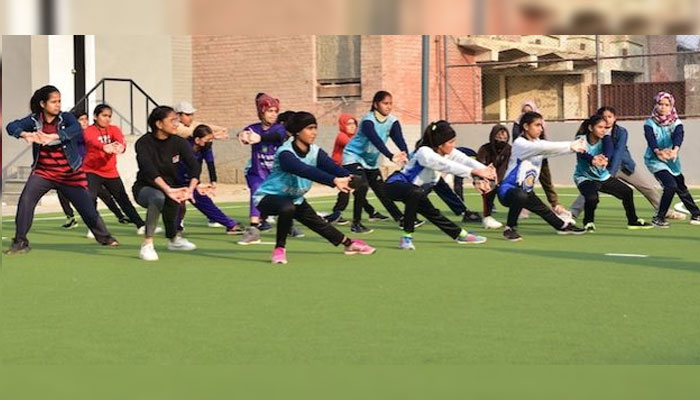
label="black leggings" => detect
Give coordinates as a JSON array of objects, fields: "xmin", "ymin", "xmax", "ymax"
[
  {"xmin": 577, "ymin": 177, "xmax": 638, "ymax": 225},
  {"xmin": 332, "ymin": 191, "xmax": 376, "ymax": 215},
  {"xmin": 343, "ymin": 163, "xmax": 403, "ymax": 223},
  {"xmin": 257, "ymin": 195, "xmax": 346, "ymax": 249},
  {"xmin": 654, "ymin": 171, "xmax": 700, "ymax": 218},
  {"xmin": 88, "ymin": 173, "xmax": 145, "ymax": 227},
  {"xmin": 386, "ymin": 181, "xmax": 462, "ymax": 238},
  {"xmin": 58, "ymin": 185, "xmax": 125, "ymax": 220},
  {"xmin": 14, "ymin": 174, "xmax": 114, "ymax": 245},
  {"xmin": 499, "ymin": 188, "xmax": 565, "ymax": 229}
]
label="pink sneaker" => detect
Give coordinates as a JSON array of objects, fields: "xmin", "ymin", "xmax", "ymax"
[
  {"xmin": 271, "ymin": 247, "xmax": 288, "ymax": 264},
  {"xmin": 344, "ymin": 239, "xmax": 376, "ymax": 255}
]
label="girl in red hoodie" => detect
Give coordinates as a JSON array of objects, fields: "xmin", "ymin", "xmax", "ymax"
[
  {"xmin": 83, "ymin": 104, "xmax": 146, "ymax": 233},
  {"xmin": 324, "ymin": 113, "xmax": 387, "ymax": 225}
]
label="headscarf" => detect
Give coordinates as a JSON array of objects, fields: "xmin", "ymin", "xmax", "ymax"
[
  {"xmin": 651, "ymin": 91, "xmax": 679, "ymax": 126},
  {"xmin": 338, "ymin": 113, "xmax": 357, "ymax": 137},
  {"xmin": 514, "ymin": 100, "xmax": 539, "ymax": 125},
  {"xmin": 256, "ymin": 93, "xmax": 280, "ymax": 116}
]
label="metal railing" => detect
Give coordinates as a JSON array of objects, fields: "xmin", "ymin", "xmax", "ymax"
[{"xmin": 74, "ymin": 77, "xmax": 159, "ymax": 135}]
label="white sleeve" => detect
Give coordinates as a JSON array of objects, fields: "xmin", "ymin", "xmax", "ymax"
[
  {"xmin": 414, "ymin": 147, "xmax": 477, "ymax": 178},
  {"xmin": 447, "ymin": 149, "xmax": 487, "ymax": 170},
  {"xmin": 513, "ymin": 137, "xmax": 572, "ymax": 159}
]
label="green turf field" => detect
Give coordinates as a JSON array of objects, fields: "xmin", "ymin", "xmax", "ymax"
[{"xmin": 1, "ymin": 189, "xmax": 699, "ymax": 364}]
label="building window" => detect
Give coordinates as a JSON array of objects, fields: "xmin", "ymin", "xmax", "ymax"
[{"xmin": 316, "ymin": 35, "xmax": 361, "ymax": 99}]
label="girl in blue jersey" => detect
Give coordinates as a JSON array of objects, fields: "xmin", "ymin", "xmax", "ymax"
[
  {"xmin": 253, "ymin": 112, "xmax": 377, "ymax": 265},
  {"xmin": 497, "ymin": 111, "xmax": 587, "ymax": 241},
  {"xmin": 573, "ymin": 115, "xmax": 653, "ymax": 232},
  {"xmin": 643, "ymin": 92, "xmax": 700, "ymax": 227},
  {"xmin": 342, "ymin": 90, "xmax": 410, "ymax": 234},
  {"xmin": 385, "ymin": 121, "xmax": 496, "ymax": 250}
]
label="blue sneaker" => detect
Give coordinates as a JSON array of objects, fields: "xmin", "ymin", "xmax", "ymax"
[{"xmin": 399, "ymin": 236, "xmax": 415, "ymax": 250}]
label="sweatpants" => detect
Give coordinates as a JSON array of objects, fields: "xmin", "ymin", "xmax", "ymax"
[
  {"xmin": 256, "ymin": 195, "xmax": 345, "ymax": 249},
  {"xmin": 386, "ymin": 181, "xmax": 462, "ymax": 238},
  {"xmin": 654, "ymin": 170, "xmax": 700, "ymax": 218},
  {"xmin": 87, "ymin": 173, "xmax": 145, "ymax": 228},
  {"xmin": 577, "ymin": 177, "xmax": 639, "ymax": 225},
  {"xmin": 499, "ymin": 187, "xmax": 565, "ymax": 230},
  {"xmin": 14, "ymin": 174, "xmax": 114, "ymax": 245},
  {"xmin": 343, "ymin": 163, "xmax": 403, "ymax": 223},
  {"xmin": 134, "ymin": 186, "xmax": 180, "ymax": 239}
]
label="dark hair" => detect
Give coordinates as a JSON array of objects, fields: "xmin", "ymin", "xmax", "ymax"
[
  {"xmin": 416, "ymin": 120, "xmax": 455, "ymax": 150},
  {"xmin": 370, "ymin": 90, "xmax": 392, "ymax": 111},
  {"xmin": 93, "ymin": 103, "xmax": 112, "ymax": 118},
  {"xmin": 147, "ymin": 106, "xmax": 176, "ymax": 133},
  {"xmin": 30, "ymin": 85, "xmax": 60, "ymax": 114},
  {"xmin": 519, "ymin": 111, "xmax": 543, "ymax": 131},
  {"xmin": 276, "ymin": 110, "xmax": 295, "ymax": 126},
  {"xmin": 192, "ymin": 124, "xmax": 213, "ymax": 139},
  {"xmin": 576, "ymin": 114, "xmax": 606, "ymax": 138},
  {"xmin": 71, "ymin": 109, "xmax": 88, "ymax": 120},
  {"xmin": 596, "ymin": 106, "xmax": 616, "ymax": 116}
]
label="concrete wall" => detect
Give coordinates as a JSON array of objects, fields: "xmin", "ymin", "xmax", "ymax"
[{"xmin": 2, "ymin": 36, "xmax": 35, "ymax": 171}]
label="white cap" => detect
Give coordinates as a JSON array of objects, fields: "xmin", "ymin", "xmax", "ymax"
[{"xmin": 174, "ymin": 101, "xmax": 197, "ymax": 114}]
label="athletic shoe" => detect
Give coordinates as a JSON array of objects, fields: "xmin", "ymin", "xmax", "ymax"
[
  {"xmin": 137, "ymin": 226, "xmax": 163, "ymax": 235},
  {"xmin": 207, "ymin": 221, "xmax": 224, "ymax": 228},
  {"xmin": 627, "ymin": 219, "xmax": 654, "ymax": 230},
  {"xmin": 61, "ymin": 217, "xmax": 78, "ymax": 229},
  {"xmin": 336, "ymin": 216, "xmax": 349, "ymax": 225},
  {"xmin": 139, "ymin": 242, "xmax": 159, "ymax": 261},
  {"xmin": 106, "ymin": 237, "xmax": 120, "ymax": 247},
  {"xmin": 289, "ymin": 226, "xmax": 305, "ymax": 238},
  {"xmin": 351, "ymin": 221, "xmax": 373, "ymax": 234},
  {"xmin": 167, "ymin": 236, "xmax": 197, "ymax": 251},
  {"xmin": 482, "ymin": 216, "xmax": 503, "ymax": 229},
  {"xmin": 399, "ymin": 235, "xmax": 416, "ymax": 250},
  {"xmin": 556, "ymin": 210, "xmax": 576, "ymax": 226},
  {"xmin": 4, "ymin": 239, "xmax": 30, "ymax": 255},
  {"xmin": 324, "ymin": 211, "xmax": 342, "ymax": 224},
  {"xmin": 557, "ymin": 223, "xmax": 586, "ymax": 235},
  {"xmin": 258, "ymin": 220, "xmax": 273, "ymax": 232},
  {"xmin": 667, "ymin": 210, "xmax": 687, "ymax": 220},
  {"xmin": 690, "ymin": 215, "xmax": 700, "ymax": 226},
  {"xmin": 651, "ymin": 216, "xmax": 670, "ymax": 228},
  {"xmin": 462, "ymin": 210, "xmax": 483, "ymax": 223},
  {"xmin": 503, "ymin": 227, "xmax": 522, "ymax": 242},
  {"xmin": 584, "ymin": 222, "xmax": 596, "ymax": 232},
  {"xmin": 344, "ymin": 239, "xmax": 376, "ymax": 255},
  {"xmin": 86, "ymin": 230, "xmax": 95, "ymax": 239},
  {"xmin": 238, "ymin": 227, "xmax": 261, "ymax": 245},
  {"xmin": 271, "ymin": 247, "xmax": 288, "ymax": 264},
  {"xmin": 226, "ymin": 224, "xmax": 245, "ymax": 235},
  {"xmin": 398, "ymin": 217, "xmax": 425, "ymax": 229},
  {"xmin": 118, "ymin": 217, "xmax": 133, "ymax": 225},
  {"xmin": 456, "ymin": 232, "xmax": 487, "ymax": 245},
  {"xmin": 368, "ymin": 212, "xmax": 390, "ymax": 222}
]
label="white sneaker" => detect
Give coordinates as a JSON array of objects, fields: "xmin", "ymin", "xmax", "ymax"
[
  {"xmin": 482, "ymin": 216, "xmax": 503, "ymax": 229},
  {"xmin": 139, "ymin": 242, "xmax": 159, "ymax": 261},
  {"xmin": 137, "ymin": 226, "xmax": 163, "ymax": 235},
  {"xmin": 167, "ymin": 236, "xmax": 197, "ymax": 251},
  {"xmin": 207, "ymin": 221, "xmax": 224, "ymax": 228},
  {"xmin": 86, "ymin": 230, "xmax": 95, "ymax": 239}
]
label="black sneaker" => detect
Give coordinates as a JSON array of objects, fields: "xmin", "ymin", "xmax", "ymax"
[
  {"xmin": 61, "ymin": 217, "xmax": 78, "ymax": 229},
  {"xmin": 557, "ymin": 223, "xmax": 586, "ymax": 235},
  {"xmin": 503, "ymin": 227, "xmax": 522, "ymax": 242},
  {"xmin": 118, "ymin": 217, "xmax": 132, "ymax": 225},
  {"xmin": 336, "ymin": 216, "xmax": 349, "ymax": 225},
  {"xmin": 258, "ymin": 220, "xmax": 273, "ymax": 232},
  {"xmin": 627, "ymin": 219, "xmax": 654, "ymax": 230},
  {"xmin": 399, "ymin": 217, "xmax": 425, "ymax": 229},
  {"xmin": 690, "ymin": 215, "xmax": 700, "ymax": 226},
  {"xmin": 651, "ymin": 216, "xmax": 670, "ymax": 228},
  {"xmin": 462, "ymin": 210, "xmax": 483, "ymax": 223},
  {"xmin": 324, "ymin": 211, "xmax": 342, "ymax": 224},
  {"xmin": 351, "ymin": 221, "xmax": 373, "ymax": 234},
  {"xmin": 288, "ymin": 226, "xmax": 305, "ymax": 238},
  {"xmin": 4, "ymin": 239, "xmax": 31, "ymax": 255},
  {"xmin": 368, "ymin": 212, "xmax": 390, "ymax": 222}
]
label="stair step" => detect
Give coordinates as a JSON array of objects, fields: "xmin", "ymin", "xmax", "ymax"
[{"xmin": 3, "ymin": 179, "xmax": 27, "ymax": 193}]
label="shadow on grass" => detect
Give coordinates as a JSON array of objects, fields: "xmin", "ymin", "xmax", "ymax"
[{"xmin": 482, "ymin": 247, "xmax": 700, "ymax": 274}]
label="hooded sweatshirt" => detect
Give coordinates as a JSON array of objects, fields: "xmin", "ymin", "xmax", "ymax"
[
  {"xmin": 331, "ymin": 114, "xmax": 357, "ymax": 165},
  {"xmin": 477, "ymin": 125, "xmax": 511, "ymax": 182}
]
